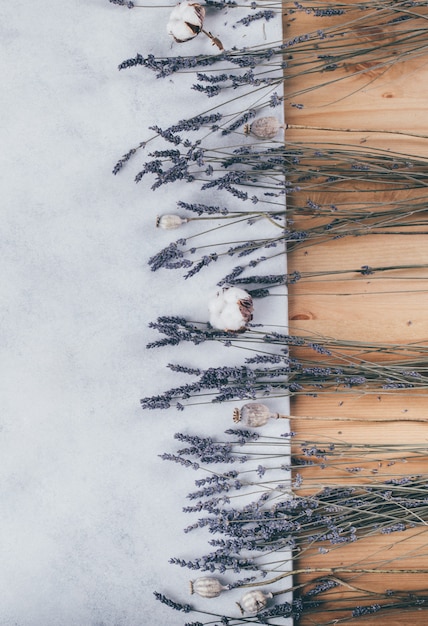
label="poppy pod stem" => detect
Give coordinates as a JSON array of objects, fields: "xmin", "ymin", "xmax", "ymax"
[
  {"xmin": 285, "ymin": 122, "xmax": 428, "ymax": 140},
  {"xmin": 288, "ymin": 414, "xmax": 428, "ymax": 423},
  {"xmin": 247, "ymin": 116, "xmax": 428, "ymax": 141}
]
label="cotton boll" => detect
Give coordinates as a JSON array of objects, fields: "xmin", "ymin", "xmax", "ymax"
[
  {"xmin": 179, "ymin": 2, "xmax": 205, "ymax": 27},
  {"xmin": 221, "ymin": 286, "xmax": 250, "ymax": 305},
  {"xmin": 167, "ymin": 1, "xmax": 205, "ymax": 43},
  {"xmin": 208, "ymin": 286, "xmax": 254, "ymax": 332}
]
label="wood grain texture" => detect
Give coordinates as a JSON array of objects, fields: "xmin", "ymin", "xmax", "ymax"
[{"xmin": 283, "ymin": 3, "xmax": 428, "ymax": 623}]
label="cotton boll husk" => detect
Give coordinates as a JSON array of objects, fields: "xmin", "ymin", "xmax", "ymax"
[{"xmin": 179, "ymin": 2, "xmax": 205, "ymax": 27}]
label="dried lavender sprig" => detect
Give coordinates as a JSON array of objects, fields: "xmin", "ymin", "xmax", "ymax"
[
  {"xmin": 112, "ymin": 112, "xmax": 224, "ymax": 174},
  {"xmin": 144, "ymin": 322, "xmax": 428, "ymax": 403},
  {"xmin": 133, "ymin": 139, "xmax": 428, "ymax": 197},
  {"xmin": 166, "ymin": 431, "xmax": 428, "ymax": 482},
  {"xmin": 113, "ymin": 62, "xmax": 427, "ymax": 178},
  {"xmin": 147, "ymin": 316, "xmax": 234, "ymax": 348},
  {"xmin": 157, "ymin": 428, "xmax": 428, "ymax": 618},
  {"xmin": 114, "ymin": 7, "xmax": 428, "ymax": 178},
  {"xmin": 116, "ymin": 11, "xmax": 428, "ymax": 150},
  {"xmin": 150, "ymin": 209, "xmax": 428, "ymax": 281},
  {"xmin": 177, "ymin": 200, "xmax": 231, "ymax": 216},
  {"xmin": 109, "ymin": 0, "xmax": 134, "ymax": 7},
  {"xmin": 145, "ymin": 317, "xmax": 428, "ymax": 358},
  {"xmin": 233, "ymin": 10, "xmax": 277, "ymax": 28},
  {"xmin": 118, "ymin": 7, "xmax": 428, "ymax": 81},
  {"xmin": 170, "ymin": 199, "xmax": 427, "ymax": 236},
  {"xmin": 168, "ymin": 477, "xmax": 428, "ymax": 574},
  {"xmin": 154, "ymin": 580, "xmax": 428, "ymax": 625},
  {"xmin": 153, "ymin": 591, "xmax": 192, "ymax": 613},
  {"xmin": 112, "ymin": 0, "xmax": 282, "ymax": 11},
  {"xmin": 141, "ymin": 358, "xmax": 428, "ymax": 410}
]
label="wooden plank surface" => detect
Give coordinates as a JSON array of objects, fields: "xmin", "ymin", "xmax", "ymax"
[{"xmin": 282, "ymin": 3, "xmax": 428, "ymax": 623}]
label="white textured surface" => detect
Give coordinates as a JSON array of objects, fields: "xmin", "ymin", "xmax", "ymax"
[{"xmin": 0, "ymin": 1, "xmax": 290, "ymax": 624}]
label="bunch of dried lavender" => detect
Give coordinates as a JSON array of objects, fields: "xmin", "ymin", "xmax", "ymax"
[
  {"xmin": 112, "ymin": 0, "xmax": 428, "ymax": 177},
  {"xmin": 110, "ymin": 0, "xmax": 279, "ymax": 12},
  {"xmin": 124, "ymin": 132, "xmax": 428, "ymax": 209},
  {"xmin": 157, "ymin": 193, "xmax": 428, "ymax": 231},
  {"xmin": 146, "ymin": 317, "xmax": 428, "ymax": 357},
  {"xmin": 118, "ymin": 2, "xmax": 428, "ymax": 94},
  {"xmin": 151, "ymin": 197, "xmax": 428, "ymax": 282},
  {"xmin": 170, "ymin": 473, "xmax": 428, "ymax": 572},
  {"xmin": 111, "ymin": 2, "xmax": 428, "ymax": 623},
  {"xmin": 154, "ymin": 580, "xmax": 428, "ymax": 625},
  {"xmin": 142, "ymin": 322, "xmax": 428, "ymax": 409},
  {"xmin": 153, "ymin": 428, "xmax": 428, "ymax": 622}
]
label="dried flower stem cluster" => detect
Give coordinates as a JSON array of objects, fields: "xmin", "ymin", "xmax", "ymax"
[
  {"xmin": 112, "ymin": 0, "xmax": 428, "ymax": 289},
  {"xmin": 117, "ymin": 1, "xmax": 428, "ymax": 92},
  {"xmin": 110, "ymin": 0, "xmax": 428, "ymax": 622},
  {"xmin": 143, "ymin": 319, "xmax": 428, "ymax": 409},
  {"xmin": 155, "ymin": 428, "xmax": 428, "ymax": 622}
]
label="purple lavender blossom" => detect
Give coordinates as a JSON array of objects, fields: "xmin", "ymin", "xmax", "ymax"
[
  {"xmin": 148, "ymin": 241, "xmax": 192, "ymax": 273},
  {"xmin": 270, "ymin": 92, "xmax": 284, "ymax": 107},
  {"xmin": 153, "ymin": 592, "xmax": 192, "ymax": 612},
  {"xmin": 109, "ymin": 0, "xmax": 134, "ymax": 7},
  {"xmin": 234, "ymin": 10, "xmax": 276, "ymax": 27},
  {"xmin": 352, "ymin": 604, "xmax": 382, "ymax": 617},
  {"xmin": 177, "ymin": 200, "xmax": 229, "ymax": 216},
  {"xmin": 112, "ymin": 142, "xmax": 145, "ymax": 175},
  {"xmin": 221, "ymin": 110, "xmax": 257, "ymax": 135}
]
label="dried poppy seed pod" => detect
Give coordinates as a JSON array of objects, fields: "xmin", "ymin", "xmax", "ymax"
[
  {"xmin": 156, "ymin": 214, "xmax": 189, "ymax": 229},
  {"xmin": 189, "ymin": 576, "xmax": 227, "ymax": 598},
  {"xmin": 233, "ymin": 402, "xmax": 279, "ymax": 427},
  {"xmin": 167, "ymin": 1, "xmax": 205, "ymax": 43},
  {"xmin": 237, "ymin": 590, "xmax": 273, "ymax": 615},
  {"xmin": 245, "ymin": 116, "xmax": 283, "ymax": 140}
]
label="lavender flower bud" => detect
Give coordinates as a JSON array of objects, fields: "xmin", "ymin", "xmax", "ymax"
[
  {"xmin": 189, "ymin": 576, "xmax": 227, "ymax": 598},
  {"xmin": 237, "ymin": 590, "xmax": 273, "ymax": 615},
  {"xmin": 233, "ymin": 402, "xmax": 278, "ymax": 427}
]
